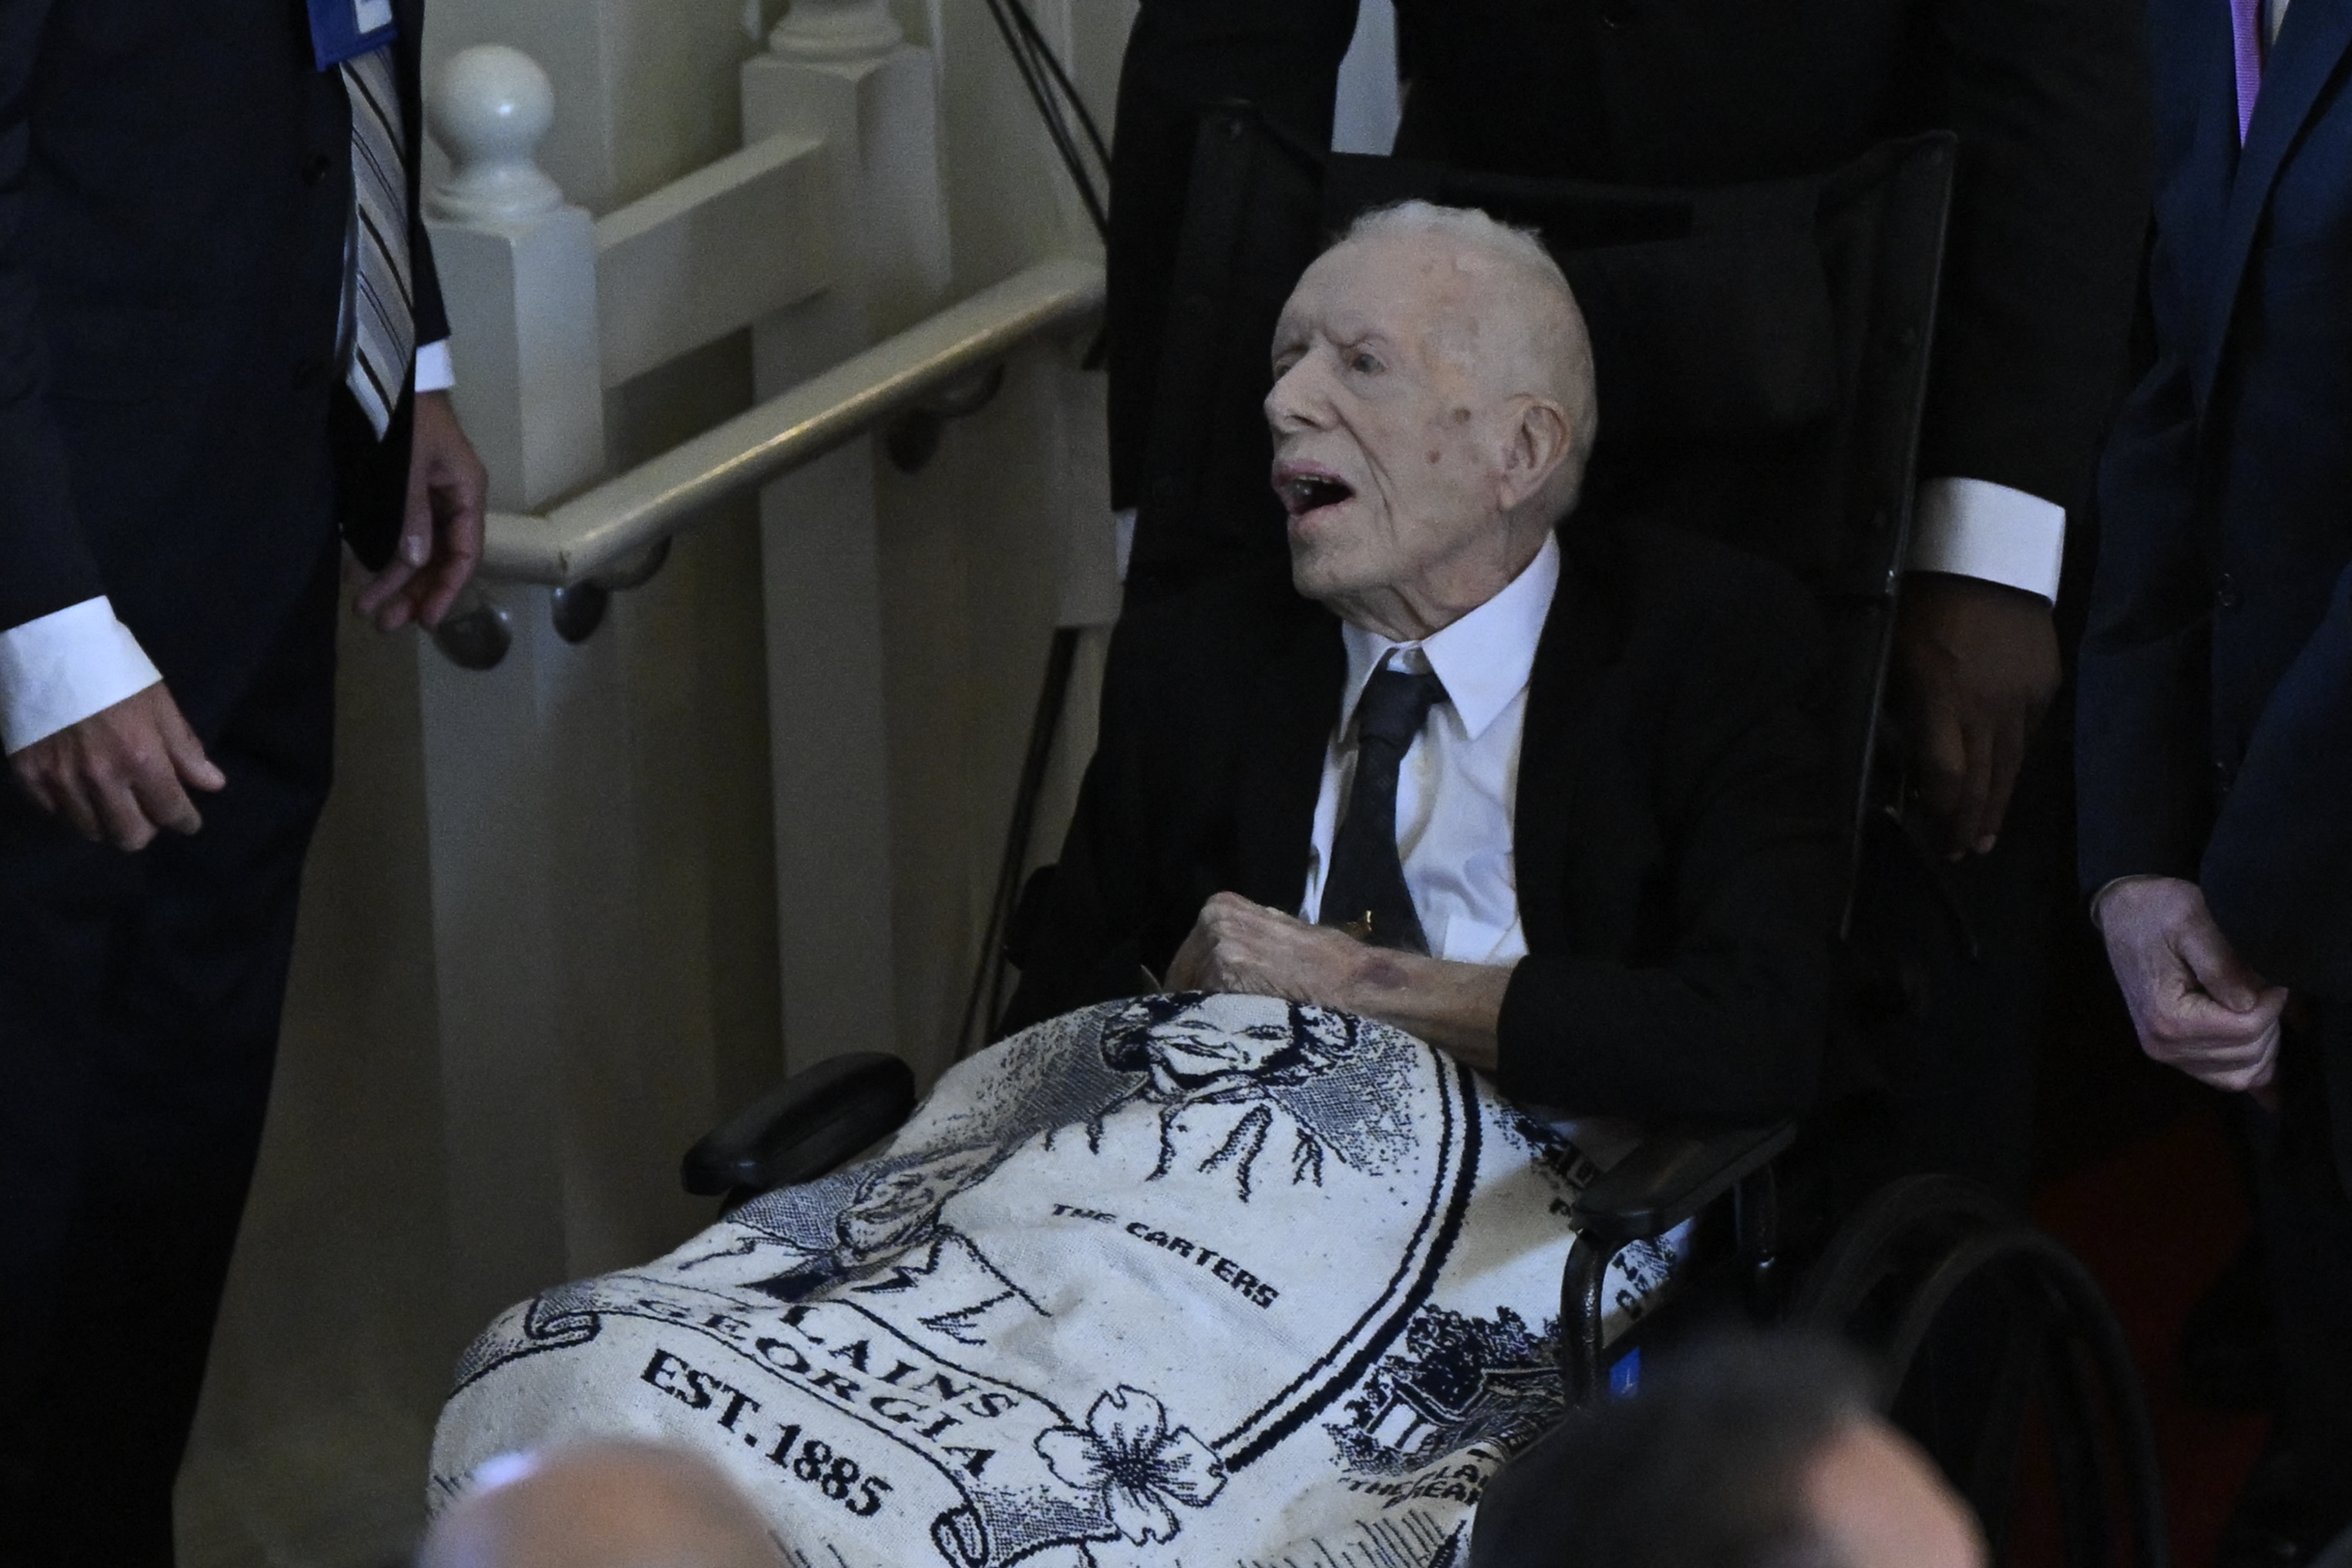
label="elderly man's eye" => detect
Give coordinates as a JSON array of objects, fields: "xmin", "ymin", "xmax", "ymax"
[{"xmin": 1348, "ymin": 350, "xmax": 1383, "ymax": 375}]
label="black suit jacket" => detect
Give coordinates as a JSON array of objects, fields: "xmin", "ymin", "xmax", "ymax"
[
  {"xmin": 1004, "ymin": 519, "xmax": 1839, "ymax": 1123},
  {"xmin": 0, "ymin": 0, "xmax": 448, "ymax": 729},
  {"xmin": 2079, "ymin": 0, "xmax": 2352, "ymax": 1187},
  {"xmin": 1107, "ymin": 0, "xmax": 2149, "ymax": 558}
]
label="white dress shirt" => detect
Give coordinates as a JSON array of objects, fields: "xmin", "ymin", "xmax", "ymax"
[
  {"xmin": 0, "ymin": 340, "xmax": 453, "ymax": 755},
  {"xmin": 1299, "ymin": 534, "xmax": 1560, "ymax": 964},
  {"xmin": 1909, "ymin": 477, "xmax": 2065, "ymax": 599},
  {"xmin": 1297, "ymin": 536, "xmax": 1667, "ymax": 1166}
]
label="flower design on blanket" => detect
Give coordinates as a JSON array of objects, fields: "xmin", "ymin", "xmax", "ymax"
[{"xmin": 1036, "ymin": 1386, "xmax": 1227, "ymax": 1544}]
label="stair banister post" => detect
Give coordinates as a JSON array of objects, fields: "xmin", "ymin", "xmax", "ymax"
[
  {"xmin": 738, "ymin": 11, "xmax": 949, "ymax": 1076},
  {"xmin": 767, "ymin": 0, "xmax": 903, "ymax": 62},
  {"xmin": 424, "ymin": 43, "xmax": 606, "ymax": 517},
  {"xmin": 412, "ymin": 42, "xmax": 614, "ymax": 1332}
]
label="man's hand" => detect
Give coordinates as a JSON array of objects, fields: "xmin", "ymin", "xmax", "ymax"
[
  {"xmin": 354, "ymin": 390, "xmax": 488, "ymax": 632},
  {"xmin": 1166, "ymin": 892, "xmax": 1512, "ymax": 1070},
  {"xmin": 2097, "ymin": 875, "xmax": 2287, "ymax": 1096},
  {"xmin": 1894, "ymin": 572, "xmax": 2060, "ymax": 858},
  {"xmin": 9, "ymin": 682, "xmax": 225, "ymax": 851},
  {"xmin": 1167, "ymin": 892, "xmax": 1365, "ymax": 1002}
]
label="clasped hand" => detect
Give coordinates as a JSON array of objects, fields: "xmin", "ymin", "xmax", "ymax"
[
  {"xmin": 2097, "ymin": 875, "xmax": 2287, "ymax": 1099},
  {"xmin": 7, "ymin": 391, "xmax": 486, "ymax": 852},
  {"xmin": 1166, "ymin": 891, "xmax": 1370, "ymax": 1001},
  {"xmin": 1166, "ymin": 892, "xmax": 1510, "ymax": 1070}
]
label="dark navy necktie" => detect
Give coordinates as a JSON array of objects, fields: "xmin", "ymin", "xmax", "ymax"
[{"xmin": 1319, "ymin": 667, "xmax": 1448, "ymax": 954}]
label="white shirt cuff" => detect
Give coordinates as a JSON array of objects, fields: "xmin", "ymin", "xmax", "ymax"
[
  {"xmin": 0, "ymin": 597, "xmax": 163, "ymax": 754},
  {"xmin": 1906, "ymin": 477, "xmax": 2066, "ymax": 604},
  {"xmin": 1112, "ymin": 507, "xmax": 1137, "ymax": 582},
  {"xmin": 414, "ymin": 338, "xmax": 456, "ymax": 394}
]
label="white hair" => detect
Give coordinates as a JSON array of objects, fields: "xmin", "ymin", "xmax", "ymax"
[
  {"xmin": 1337, "ymin": 200, "xmax": 1598, "ymax": 519},
  {"xmin": 1341, "ymin": 200, "xmax": 1570, "ymax": 300}
]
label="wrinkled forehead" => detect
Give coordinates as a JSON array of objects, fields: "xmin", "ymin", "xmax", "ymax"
[{"xmin": 1276, "ymin": 231, "xmax": 1501, "ymax": 363}]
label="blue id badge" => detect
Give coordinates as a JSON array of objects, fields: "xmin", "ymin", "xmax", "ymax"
[{"xmin": 307, "ymin": 0, "xmax": 398, "ymax": 69}]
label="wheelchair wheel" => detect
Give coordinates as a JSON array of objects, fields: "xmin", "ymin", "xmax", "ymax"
[{"xmin": 1788, "ymin": 1175, "xmax": 2168, "ymax": 1568}]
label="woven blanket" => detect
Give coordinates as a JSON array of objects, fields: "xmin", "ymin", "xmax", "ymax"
[{"xmin": 430, "ymin": 994, "xmax": 1679, "ymax": 1567}]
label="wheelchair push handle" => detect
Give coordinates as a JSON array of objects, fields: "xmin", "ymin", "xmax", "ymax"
[{"xmin": 681, "ymin": 1052, "xmax": 917, "ymax": 1201}]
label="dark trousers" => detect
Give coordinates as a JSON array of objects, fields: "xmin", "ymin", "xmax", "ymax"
[
  {"xmin": 2250, "ymin": 1013, "xmax": 2352, "ymax": 1490},
  {"xmin": 0, "ymin": 545, "xmax": 339, "ymax": 1566},
  {"xmin": 1834, "ymin": 715, "xmax": 2072, "ymax": 1209}
]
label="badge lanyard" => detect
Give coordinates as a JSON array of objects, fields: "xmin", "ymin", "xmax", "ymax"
[{"xmin": 306, "ymin": 0, "xmax": 398, "ymax": 69}]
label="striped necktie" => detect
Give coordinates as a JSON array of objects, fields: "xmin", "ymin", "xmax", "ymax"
[{"xmin": 340, "ymin": 45, "xmax": 415, "ymax": 439}]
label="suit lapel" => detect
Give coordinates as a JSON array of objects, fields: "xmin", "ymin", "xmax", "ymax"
[
  {"xmin": 2196, "ymin": 0, "xmax": 2352, "ymax": 402},
  {"xmin": 1230, "ymin": 611, "xmax": 1345, "ymax": 911},
  {"xmin": 1512, "ymin": 534, "xmax": 1619, "ymax": 951}
]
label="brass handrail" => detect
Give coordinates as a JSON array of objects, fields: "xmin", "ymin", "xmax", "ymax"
[{"xmin": 476, "ymin": 256, "xmax": 1104, "ymax": 586}]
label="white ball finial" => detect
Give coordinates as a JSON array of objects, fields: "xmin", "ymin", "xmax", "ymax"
[
  {"xmin": 768, "ymin": 0, "xmax": 903, "ymax": 62},
  {"xmin": 427, "ymin": 44, "xmax": 564, "ymax": 225}
]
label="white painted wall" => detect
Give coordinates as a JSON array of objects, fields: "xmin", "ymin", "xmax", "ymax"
[{"xmin": 176, "ymin": 2, "xmax": 1132, "ymax": 1561}]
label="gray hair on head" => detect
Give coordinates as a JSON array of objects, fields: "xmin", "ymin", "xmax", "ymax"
[
  {"xmin": 1340, "ymin": 200, "xmax": 1569, "ymax": 300},
  {"xmin": 1335, "ymin": 200, "xmax": 1598, "ymax": 520}
]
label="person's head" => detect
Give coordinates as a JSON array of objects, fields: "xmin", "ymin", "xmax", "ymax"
[
  {"xmin": 1471, "ymin": 1334, "xmax": 1985, "ymax": 1568},
  {"xmin": 421, "ymin": 1441, "xmax": 784, "ymax": 1568},
  {"xmin": 1265, "ymin": 201, "xmax": 1597, "ymax": 642},
  {"xmin": 1099, "ymin": 992, "xmax": 1361, "ymax": 1096}
]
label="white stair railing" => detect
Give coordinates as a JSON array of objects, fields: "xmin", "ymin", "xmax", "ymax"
[{"xmin": 408, "ymin": 25, "xmax": 1112, "ymax": 1329}]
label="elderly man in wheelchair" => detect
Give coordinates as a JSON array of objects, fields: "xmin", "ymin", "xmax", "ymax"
[
  {"xmin": 998, "ymin": 198, "xmax": 1833, "ymax": 1121},
  {"xmin": 425, "ymin": 203, "xmax": 1853, "ymax": 1566}
]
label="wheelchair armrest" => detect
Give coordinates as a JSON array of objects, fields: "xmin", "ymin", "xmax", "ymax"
[
  {"xmin": 1569, "ymin": 1120, "xmax": 1797, "ymax": 1243},
  {"xmin": 681, "ymin": 1053, "xmax": 917, "ymax": 1198}
]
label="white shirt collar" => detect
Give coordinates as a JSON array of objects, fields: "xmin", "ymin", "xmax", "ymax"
[{"xmin": 1336, "ymin": 534, "xmax": 1561, "ymax": 742}]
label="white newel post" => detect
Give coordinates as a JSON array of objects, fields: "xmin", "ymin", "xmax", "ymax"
[
  {"xmin": 424, "ymin": 44, "xmax": 605, "ymax": 510},
  {"xmin": 414, "ymin": 46, "xmax": 616, "ymax": 1330},
  {"xmin": 763, "ymin": 0, "xmax": 902, "ymax": 61},
  {"xmin": 741, "ymin": 11, "xmax": 951, "ymax": 1076}
]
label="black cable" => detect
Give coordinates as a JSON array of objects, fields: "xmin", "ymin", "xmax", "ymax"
[
  {"xmin": 1001, "ymin": 0, "xmax": 1111, "ymax": 175},
  {"xmin": 951, "ymin": 1, "xmax": 1110, "ymax": 1056},
  {"xmin": 995, "ymin": 0, "xmax": 1110, "ymax": 186},
  {"xmin": 956, "ymin": 626, "xmax": 1082, "ymax": 1057},
  {"xmin": 998, "ymin": 1, "xmax": 1110, "ymax": 356},
  {"xmin": 984, "ymin": 0, "xmax": 1099, "ymax": 235},
  {"xmin": 978, "ymin": 0, "xmax": 1109, "ymax": 241}
]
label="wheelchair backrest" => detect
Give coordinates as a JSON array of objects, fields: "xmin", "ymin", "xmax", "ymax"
[{"xmin": 1126, "ymin": 108, "xmax": 1955, "ymax": 913}]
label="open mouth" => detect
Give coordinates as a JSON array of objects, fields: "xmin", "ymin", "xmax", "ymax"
[{"xmin": 1275, "ymin": 466, "xmax": 1356, "ymax": 519}]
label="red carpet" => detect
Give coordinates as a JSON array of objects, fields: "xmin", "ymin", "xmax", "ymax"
[{"xmin": 2031, "ymin": 1104, "xmax": 2273, "ymax": 1566}]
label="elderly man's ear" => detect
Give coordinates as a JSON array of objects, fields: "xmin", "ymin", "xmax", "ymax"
[{"xmin": 1495, "ymin": 398, "xmax": 1576, "ymax": 517}]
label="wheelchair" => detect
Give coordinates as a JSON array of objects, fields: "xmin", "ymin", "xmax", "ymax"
[{"xmin": 681, "ymin": 111, "xmax": 2167, "ymax": 1568}]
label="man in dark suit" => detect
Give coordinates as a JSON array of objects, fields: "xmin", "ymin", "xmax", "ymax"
[
  {"xmin": 2079, "ymin": 0, "xmax": 2352, "ymax": 1551},
  {"xmin": 1007, "ymin": 203, "xmax": 1837, "ymax": 1120},
  {"xmin": 0, "ymin": 0, "xmax": 484, "ymax": 1559},
  {"xmin": 1102, "ymin": 0, "xmax": 2149, "ymax": 1196}
]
